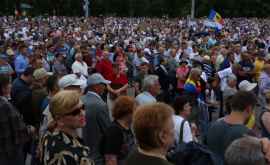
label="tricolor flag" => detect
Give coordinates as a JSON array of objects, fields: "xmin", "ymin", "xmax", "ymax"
[{"xmin": 208, "ymin": 9, "xmax": 224, "ymax": 26}]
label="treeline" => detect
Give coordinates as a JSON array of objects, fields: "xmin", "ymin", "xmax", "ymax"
[{"xmin": 1, "ymin": 0, "xmax": 270, "ymax": 17}]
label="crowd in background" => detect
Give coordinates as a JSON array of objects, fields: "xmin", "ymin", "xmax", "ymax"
[{"xmin": 1, "ymin": 16, "xmax": 270, "ymax": 165}]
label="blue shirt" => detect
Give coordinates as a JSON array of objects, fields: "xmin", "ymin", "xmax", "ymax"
[{"xmin": 14, "ymin": 54, "xmax": 29, "ymax": 75}]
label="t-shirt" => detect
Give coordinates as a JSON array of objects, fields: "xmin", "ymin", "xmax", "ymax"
[
  {"xmin": 173, "ymin": 115, "xmax": 193, "ymax": 143},
  {"xmin": 125, "ymin": 149, "xmax": 173, "ymax": 165},
  {"xmin": 103, "ymin": 121, "xmax": 134, "ymax": 164},
  {"xmin": 95, "ymin": 59, "xmax": 113, "ymax": 81},
  {"xmin": 206, "ymin": 120, "xmax": 251, "ymax": 160}
]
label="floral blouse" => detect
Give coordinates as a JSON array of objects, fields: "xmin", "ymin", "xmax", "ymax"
[{"xmin": 40, "ymin": 130, "xmax": 95, "ymax": 165}]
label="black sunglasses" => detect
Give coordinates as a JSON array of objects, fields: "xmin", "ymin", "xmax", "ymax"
[{"xmin": 65, "ymin": 104, "xmax": 85, "ymax": 116}]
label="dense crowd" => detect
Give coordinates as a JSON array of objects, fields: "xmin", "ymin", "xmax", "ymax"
[{"xmin": 1, "ymin": 16, "xmax": 270, "ymax": 165}]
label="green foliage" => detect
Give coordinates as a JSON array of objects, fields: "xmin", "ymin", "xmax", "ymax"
[{"xmin": 0, "ymin": 0, "xmax": 270, "ymax": 17}]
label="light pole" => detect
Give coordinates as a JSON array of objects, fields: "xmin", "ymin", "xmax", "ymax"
[
  {"xmin": 191, "ymin": 0, "xmax": 195, "ymax": 19},
  {"xmin": 84, "ymin": 0, "xmax": 89, "ymax": 17}
]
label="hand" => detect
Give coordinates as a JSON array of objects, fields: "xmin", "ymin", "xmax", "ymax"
[
  {"xmin": 114, "ymin": 89, "xmax": 121, "ymax": 96},
  {"xmin": 261, "ymin": 138, "xmax": 270, "ymax": 163}
]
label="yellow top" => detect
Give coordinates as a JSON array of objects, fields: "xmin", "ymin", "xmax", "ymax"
[{"xmin": 254, "ymin": 59, "xmax": 264, "ymax": 81}]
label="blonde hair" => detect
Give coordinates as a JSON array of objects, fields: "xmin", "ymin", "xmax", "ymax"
[{"xmin": 50, "ymin": 90, "xmax": 81, "ymax": 118}]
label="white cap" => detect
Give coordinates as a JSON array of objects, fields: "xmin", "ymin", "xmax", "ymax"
[
  {"xmin": 58, "ymin": 74, "xmax": 85, "ymax": 89},
  {"xmin": 238, "ymin": 80, "xmax": 257, "ymax": 92}
]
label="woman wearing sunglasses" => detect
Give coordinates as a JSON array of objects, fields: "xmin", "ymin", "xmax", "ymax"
[{"xmin": 39, "ymin": 90, "xmax": 94, "ymax": 165}]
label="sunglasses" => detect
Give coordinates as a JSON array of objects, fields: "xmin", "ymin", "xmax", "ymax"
[{"xmin": 65, "ymin": 104, "xmax": 85, "ymax": 116}]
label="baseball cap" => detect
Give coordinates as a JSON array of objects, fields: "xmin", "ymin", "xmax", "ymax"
[
  {"xmin": 58, "ymin": 74, "xmax": 85, "ymax": 89},
  {"xmin": 238, "ymin": 80, "xmax": 257, "ymax": 92},
  {"xmin": 33, "ymin": 68, "xmax": 52, "ymax": 80},
  {"xmin": 87, "ymin": 73, "xmax": 111, "ymax": 86}
]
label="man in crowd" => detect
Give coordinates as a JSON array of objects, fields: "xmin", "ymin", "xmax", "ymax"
[
  {"xmin": 206, "ymin": 91, "xmax": 257, "ymax": 161},
  {"xmin": 82, "ymin": 73, "xmax": 112, "ymax": 165},
  {"xmin": 136, "ymin": 75, "xmax": 161, "ymax": 105}
]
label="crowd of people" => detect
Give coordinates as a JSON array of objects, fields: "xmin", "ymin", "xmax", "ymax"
[{"xmin": 1, "ymin": 15, "xmax": 270, "ymax": 165}]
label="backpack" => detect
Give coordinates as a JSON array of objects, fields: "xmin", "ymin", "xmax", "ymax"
[{"xmin": 167, "ymin": 142, "xmax": 222, "ymax": 165}]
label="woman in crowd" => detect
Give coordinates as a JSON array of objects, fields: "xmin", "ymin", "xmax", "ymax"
[
  {"xmin": 109, "ymin": 64, "xmax": 129, "ymax": 100},
  {"xmin": 176, "ymin": 60, "xmax": 190, "ymax": 94},
  {"xmin": 102, "ymin": 96, "xmax": 136, "ymax": 165},
  {"xmin": 0, "ymin": 75, "xmax": 35, "ymax": 165},
  {"xmin": 39, "ymin": 90, "xmax": 94, "ymax": 165},
  {"xmin": 126, "ymin": 103, "xmax": 175, "ymax": 165},
  {"xmin": 184, "ymin": 68, "xmax": 202, "ymax": 97}
]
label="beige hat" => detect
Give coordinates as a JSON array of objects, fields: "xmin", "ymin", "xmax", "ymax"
[
  {"xmin": 6, "ymin": 48, "xmax": 14, "ymax": 56},
  {"xmin": 33, "ymin": 68, "xmax": 52, "ymax": 80}
]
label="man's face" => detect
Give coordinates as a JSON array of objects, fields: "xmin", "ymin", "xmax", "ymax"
[
  {"xmin": 149, "ymin": 80, "xmax": 161, "ymax": 96},
  {"xmin": 21, "ymin": 47, "xmax": 27, "ymax": 55},
  {"xmin": 140, "ymin": 64, "xmax": 149, "ymax": 74}
]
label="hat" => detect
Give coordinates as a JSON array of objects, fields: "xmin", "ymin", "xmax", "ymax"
[
  {"xmin": 203, "ymin": 55, "xmax": 211, "ymax": 61},
  {"xmin": 33, "ymin": 68, "xmax": 52, "ymax": 80},
  {"xmin": 87, "ymin": 73, "xmax": 111, "ymax": 86},
  {"xmin": 238, "ymin": 80, "xmax": 257, "ymax": 92},
  {"xmin": 6, "ymin": 48, "xmax": 14, "ymax": 56},
  {"xmin": 58, "ymin": 74, "xmax": 85, "ymax": 89}
]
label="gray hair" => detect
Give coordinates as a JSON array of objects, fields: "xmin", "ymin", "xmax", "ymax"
[
  {"xmin": 225, "ymin": 136, "xmax": 266, "ymax": 165},
  {"xmin": 75, "ymin": 52, "xmax": 82, "ymax": 59},
  {"xmin": 142, "ymin": 75, "xmax": 159, "ymax": 91}
]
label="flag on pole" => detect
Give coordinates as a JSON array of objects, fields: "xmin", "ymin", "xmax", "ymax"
[{"xmin": 208, "ymin": 9, "xmax": 224, "ymax": 25}]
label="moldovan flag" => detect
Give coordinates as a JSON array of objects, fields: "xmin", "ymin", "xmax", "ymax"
[{"xmin": 208, "ymin": 9, "xmax": 224, "ymax": 26}]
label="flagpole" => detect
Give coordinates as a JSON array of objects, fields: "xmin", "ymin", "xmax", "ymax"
[
  {"xmin": 191, "ymin": 0, "xmax": 195, "ymax": 19},
  {"xmin": 84, "ymin": 0, "xmax": 89, "ymax": 17}
]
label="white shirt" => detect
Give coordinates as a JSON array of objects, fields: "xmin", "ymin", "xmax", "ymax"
[
  {"xmin": 72, "ymin": 60, "xmax": 88, "ymax": 77},
  {"xmin": 135, "ymin": 91, "xmax": 157, "ymax": 105},
  {"xmin": 173, "ymin": 115, "xmax": 193, "ymax": 143},
  {"xmin": 218, "ymin": 67, "xmax": 234, "ymax": 91}
]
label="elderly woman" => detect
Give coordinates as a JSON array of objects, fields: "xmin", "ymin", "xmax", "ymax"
[
  {"xmin": 0, "ymin": 75, "xmax": 34, "ymax": 165},
  {"xmin": 126, "ymin": 103, "xmax": 174, "ymax": 165},
  {"xmin": 39, "ymin": 90, "xmax": 94, "ymax": 165},
  {"xmin": 102, "ymin": 96, "xmax": 136, "ymax": 165}
]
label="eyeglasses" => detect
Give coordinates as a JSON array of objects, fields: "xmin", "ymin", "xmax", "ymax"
[{"xmin": 65, "ymin": 104, "xmax": 85, "ymax": 116}]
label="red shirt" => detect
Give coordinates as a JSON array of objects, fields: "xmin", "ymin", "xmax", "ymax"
[
  {"xmin": 111, "ymin": 73, "xmax": 128, "ymax": 85},
  {"xmin": 95, "ymin": 59, "xmax": 113, "ymax": 81}
]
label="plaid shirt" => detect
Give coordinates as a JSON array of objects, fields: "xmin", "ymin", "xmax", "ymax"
[{"xmin": 0, "ymin": 97, "xmax": 30, "ymax": 157}]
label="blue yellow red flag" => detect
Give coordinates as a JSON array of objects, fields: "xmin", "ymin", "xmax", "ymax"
[{"xmin": 208, "ymin": 9, "xmax": 224, "ymax": 25}]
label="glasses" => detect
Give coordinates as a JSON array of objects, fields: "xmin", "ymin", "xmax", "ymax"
[{"xmin": 65, "ymin": 104, "xmax": 85, "ymax": 116}]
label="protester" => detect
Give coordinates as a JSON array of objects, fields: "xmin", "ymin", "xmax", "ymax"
[
  {"xmin": 0, "ymin": 75, "xmax": 35, "ymax": 165},
  {"xmin": 82, "ymin": 73, "xmax": 112, "ymax": 165},
  {"xmin": 126, "ymin": 103, "xmax": 174, "ymax": 165},
  {"xmin": 225, "ymin": 136, "xmax": 267, "ymax": 165},
  {"xmin": 39, "ymin": 90, "xmax": 95, "ymax": 165},
  {"xmin": 11, "ymin": 67, "xmax": 34, "ymax": 125},
  {"xmin": 206, "ymin": 91, "xmax": 257, "ymax": 162},
  {"xmin": 135, "ymin": 75, "xmax": 161, "ymax": 105},
  {"xmin": 172, "ymin": 95, "xmax": 194, "ymax": 143},
  {"xmin": 102, "ymin": 96, "xmax": 136, "ymax": 165}
]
